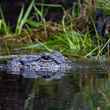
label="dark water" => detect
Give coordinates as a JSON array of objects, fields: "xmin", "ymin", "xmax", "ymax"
[{"xmin": 0, "ymin": 62, "xmax": 110, "ymax": 110}]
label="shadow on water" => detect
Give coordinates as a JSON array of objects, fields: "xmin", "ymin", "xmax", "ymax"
[{"xmin": 0, "ymin": 62, "xmax": 110, "ymax": 110}]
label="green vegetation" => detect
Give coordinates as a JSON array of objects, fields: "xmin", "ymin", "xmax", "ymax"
[
  {"xmin": 0, "ymin": 7, "xmax": 11, "ymax": 35},
  {"xmin": 0, "ymin": 1, "xmax": 110, "ymax": 110},
  {"xmin": 96, "ymin": 0, "xmax": 110, "ymax": 15},
  {"xmin": 24, "ymin": 31, "xmax": 96, "ymax": 57},
  {"xmin": 0, "ymin": 0, "xmax": 110, "ymax": 59},
  {"xmin": 15, "ymin": 0, "xmax": 35, "ymax": 34}
]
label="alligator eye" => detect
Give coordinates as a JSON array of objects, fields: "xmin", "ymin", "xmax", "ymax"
[
  {"xmin": 42, "ymin": 75, "xmax": 50, "ymax": 78},
  {"xmin": 41, "ymin": 55, "xmax": 50, "ymax": 60},
  {"xmin": 20, "ymin": 61, "xmax": 25, "ymax": 65}
]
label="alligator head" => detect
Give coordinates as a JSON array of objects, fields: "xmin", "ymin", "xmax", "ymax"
[{"xmin": 6, "ymin": 51, "xmax": 72, "ymax": 79}]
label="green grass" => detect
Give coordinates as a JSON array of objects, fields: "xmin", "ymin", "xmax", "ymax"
[
  {"xmin": 23, "ymin": 28, "xmax": 110, "ymax": 58},
  {"xmin": 15, "ymin": 0, "xmax": 35, "ymax": 34},
  {"xmin": 23, "ymin": 31, "xmax": 96, "ymax": 57},
  {"xmin": 0, "ymin": 6, "xmax": 11, "ymax": 35}
]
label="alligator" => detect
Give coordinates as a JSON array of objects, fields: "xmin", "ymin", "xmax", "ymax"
[
  {"xmin": 0, "ymin": 51, "xmax": 72, "ymax": 79},
  {"xmin": 0, "ymin": 51, "xmax": 108, "ymax": 79}
]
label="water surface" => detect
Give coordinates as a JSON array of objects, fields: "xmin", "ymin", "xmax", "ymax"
[{"xmin": 0, "ymin": 60, "xmax": 110, "ymax": 110}]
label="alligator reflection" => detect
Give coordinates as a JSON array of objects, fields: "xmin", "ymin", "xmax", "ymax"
[{"xmin": 0, "ymin": 68, "xmax": 109, "ymax": 110}]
